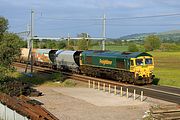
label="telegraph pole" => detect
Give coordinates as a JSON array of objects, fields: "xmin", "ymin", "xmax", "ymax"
[
  {"xmin": 30, "ymin": 10, "xmax": 34, "ymax": 73},
  {"xmin": 102, "ymin": 14, "xmax": 106, "ymax": 50},
  {"xmin": 25, "ymin": 10, "xmax": 34, "ymax": 74},
  {"xmin": 67, "ymin": 33, "xmax": 70, "ymax": 46},
  {"xmin": 27, "ymin": 24, "xmax": 30, "ymax": 48},
  {"xmin": 86, "ymin": 33, "xmax": 89, "ymax": 48}
]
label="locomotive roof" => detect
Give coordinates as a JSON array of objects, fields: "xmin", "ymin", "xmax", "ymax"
[{"xmin": 81, "ymin": 50, "xmax": 152, "ymax": 59}]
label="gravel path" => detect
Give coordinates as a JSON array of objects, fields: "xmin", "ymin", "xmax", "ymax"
[{"xmin": 32, "ymin": 85, "xmax": 151, "ymax": 120}]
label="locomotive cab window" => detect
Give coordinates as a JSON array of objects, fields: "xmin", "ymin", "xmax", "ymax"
[
  {"xmin": 136, "ymin": 59, "xmax": 143, "ymax": 66},
  {"xmin": 130, "ymin": 60, "xmax": 134, "ymax": 66},
  {"xmin": 145, "ymin": 58, "xmax": 152, "ymax": 65}
]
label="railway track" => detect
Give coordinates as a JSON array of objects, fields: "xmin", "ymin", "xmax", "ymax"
[
  {"xmin": 13, "ymin": 62, "xmax": 180, "ymax": 104},
  {"xmin": 145, "ymin": 105, "xmax": 180, "ymax": 120}
]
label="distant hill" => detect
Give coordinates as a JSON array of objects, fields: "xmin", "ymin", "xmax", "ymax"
[
  {"xmin": 158, "ymin": 30, "xmax": 180, "ymax": 41},
  {"xmin": 118, "ymin": 33, "xmax": 156, "ymax": 40},
  {"xmin": 111, "ymin": 30, "xmax": 180, "ymax": 41},
  {"xmin": 159, "ymin": 30, "xmax": 180, "ymax": 35}
]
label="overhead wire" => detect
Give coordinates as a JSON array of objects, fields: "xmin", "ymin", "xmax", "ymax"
[
  {"xmin": 34, "ymin": 12, "xmax": 180, "ymax": 27},
  {"xmin": 104, "ymin": 23, "xmax": 180, "ymax": 26},
  {"xmin": 36, "ymin": 13, "xmax": 180, "ymax": 21},
  {"xmin": 18, "ymin": 12, "xmax": 180, "ymax": 37},
  {"xmin": 108, "ymin": 13, "xmax": 180, "ymax": 20}
]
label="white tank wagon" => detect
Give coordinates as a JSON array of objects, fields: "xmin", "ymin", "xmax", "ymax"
[{"xmin": 55, "ymin": 50, "xmax": 82, "ymax": 73}]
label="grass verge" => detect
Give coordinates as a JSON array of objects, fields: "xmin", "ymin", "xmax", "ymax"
[
  {"xmin": 151, "ymin": 52, "xmax": 180, "ymax": 87},
  {"xmin": 7, "ymin": 71, "xmax": 76, "ymax": 87}
]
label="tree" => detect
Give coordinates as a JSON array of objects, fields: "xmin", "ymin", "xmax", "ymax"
[
  {"xmin": 33, "ymin": 39, "xmax": 40, "ymax": 48},
  {"xmin": 57, "ymin": 41, "xmax": 66, "ymax": 49},
  {"xmin": 144, "ymin": 35, "xmax": 161, "ymax": 51},
  {"xmin": 77, "ymin": 33, "xmax": 91, "ymax": 50},
  {"xmin": 46, "ymin": 40, "xmax": 56, "ymax": 49},
  {"xmin": 128, "ymin": 43, "xmax": 139, "ymax": 52},
  {"xmin": 77, "ymin": 38, "xmax": 88, "ymax": 50},
  {"xmin": 69, "ymin": 40, "xmax": 74, "ymax": 46},
  {"xmin": 77, "ymin": 32, "xmax": 90, "ymax": 38},
  {"xmin": 19, "ymin": 40, "xmax": 27, "ymax": 48},
  {"xmin": 0, "ymin": 17, "xmax": 22, "ymax": 80},
  {"xmin": 0, "ymin": 16, "xmax": 8, "ymax": 35}
]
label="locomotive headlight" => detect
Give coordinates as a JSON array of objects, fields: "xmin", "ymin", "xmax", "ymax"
[{"xmin": 135, "ymin": 71, "xmax": 139, "ymax": 74}]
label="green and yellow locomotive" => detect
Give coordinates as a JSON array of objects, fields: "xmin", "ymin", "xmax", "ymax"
[{"xmin": 80, "ymin": 50, "xmax": 154, "ymax": 84}]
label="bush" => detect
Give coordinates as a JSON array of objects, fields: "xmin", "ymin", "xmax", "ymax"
[
  {"xmin": 65, "ymin": 45, "xmax": 74, "ymax": 50},
  {"xmin": 62, "ymin": 79, "xmax": 76, "ymax": 87},
  {"xmin": 51, "ymin": 72, "xmax": 65, "ymax": 82}
]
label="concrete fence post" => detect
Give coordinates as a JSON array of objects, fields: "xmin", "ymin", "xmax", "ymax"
[
  {"xmin": 114, "ymin": 86, "xmax": 117, "ymax": 95},
  {"xmin": 126, "ymin": 88, "xmax": 129, "ymax": 98},
  {"xmin": 134, "ymin": 89, "xmax": 136, "ymax": 100},
  {"xmin": 120, "ymin": 87, "xmax": 123, "ymax": 97},
  {"xmin": 141, "ymin": 91, "xmax": 143, "ymax": 102},
  {"xmin": 103, "ymin": 83, "xmax": 105, "ymax": 92},
  {"xmin": 93, "ymin": 81, "xmax": 95, "ymax": 89},
  {"xmin": 109, "ymin": 84, "xmax": 111, "ymax": 93},
  {"xmin": 98, "ymin": 82, "xmax": 100, "ymax": 91},
  {"xmin": 88, "ymin": 80, "xmax": 90, "ymax": 88}
]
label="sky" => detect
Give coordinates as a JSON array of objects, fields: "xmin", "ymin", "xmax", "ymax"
[{"xmin": 1, "ymin": 0, "xmax": 180, "ymax": 38}]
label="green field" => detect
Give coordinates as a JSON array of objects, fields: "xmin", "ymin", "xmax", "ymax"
[
  {"xmin": 90, "ymin": 45, "xmax": 128, "ymax": 51},
  {"xmin": 150, "ymin": 52, "xmax": 180, "ymax": 87}
]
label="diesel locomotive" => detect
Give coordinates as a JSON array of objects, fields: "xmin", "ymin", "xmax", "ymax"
[{"xmin": 18, "ymin": 48, "xmax": 155, "ymax": 84}]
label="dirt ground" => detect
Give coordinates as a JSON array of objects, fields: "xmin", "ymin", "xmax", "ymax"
[{"xmin": 31, "ymin": 81, "xmax": 174, "ymax": 120}]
